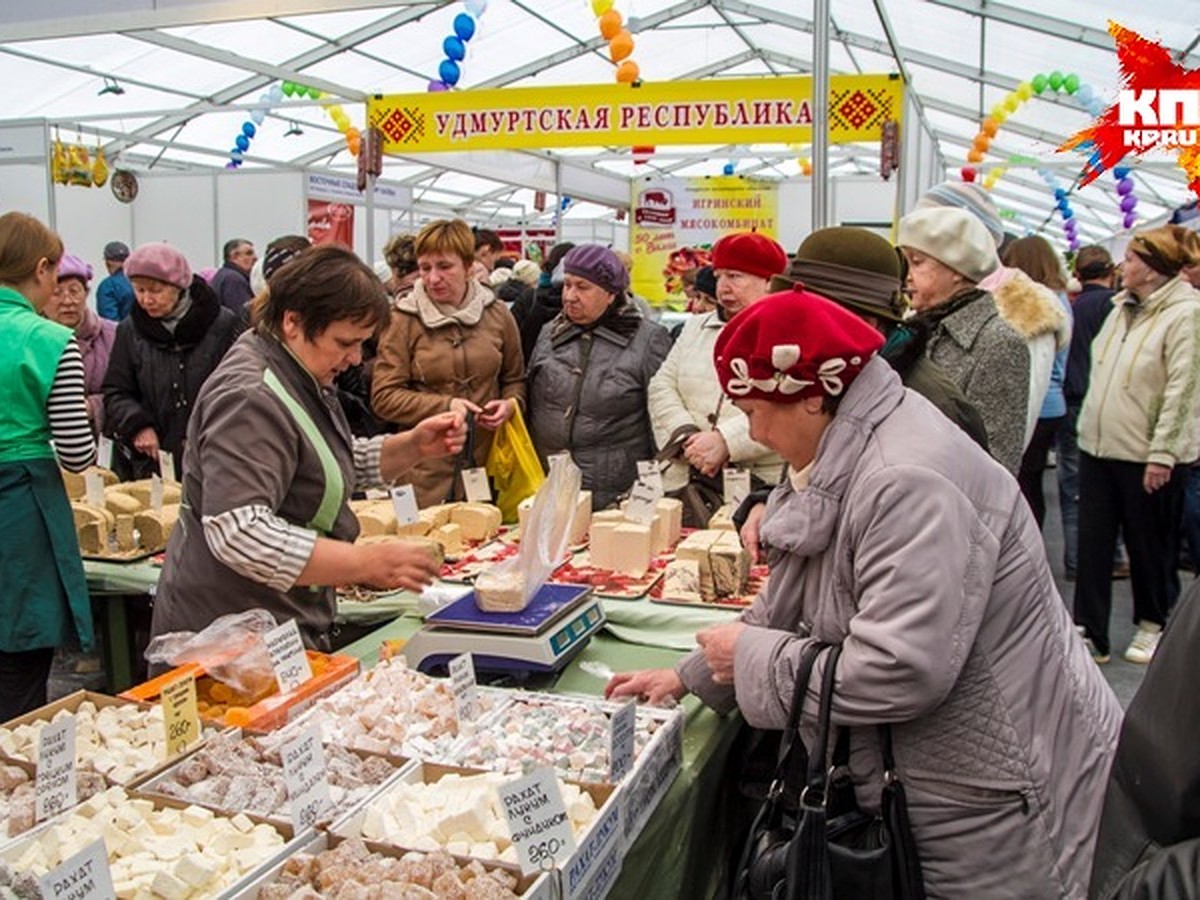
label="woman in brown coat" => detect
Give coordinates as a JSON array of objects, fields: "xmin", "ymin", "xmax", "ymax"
[{"xmin": 371, "ymin": 219, "xmax": 526, "ymax": 507}]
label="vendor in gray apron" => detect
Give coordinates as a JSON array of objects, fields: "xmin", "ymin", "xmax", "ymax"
[{"xmin": 151, "ymin": 245, "xmax": 466, "ymax": 657}]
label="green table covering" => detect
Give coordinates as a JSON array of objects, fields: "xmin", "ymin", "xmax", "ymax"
[{"xmin": 340, "ymin": 614, "xmax": 742, "ymax": 900}]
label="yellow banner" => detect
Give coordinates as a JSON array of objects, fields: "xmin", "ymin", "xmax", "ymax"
[
  {"xmin": 368, "ymin": 75, "xmax": 902, "ymax": 153},
  {"xmin": 630, "ymin": 176, "xmax": 780, "ymax": 306}
]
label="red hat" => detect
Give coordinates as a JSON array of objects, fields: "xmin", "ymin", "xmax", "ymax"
[
  {"xmin": 714, "ymin": 289, "xmax": 885, "ymax": 402},
  {"xmin": 711, "ymin": 232, "xmax": 787, "ymax": 280}
]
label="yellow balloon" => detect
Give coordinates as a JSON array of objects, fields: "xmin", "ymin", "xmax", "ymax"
[
  {"xmin": 1003, "ymin": 94, "xmax": 1020, "ymax": 112},
  {"xmin": 1016, "ymin": 81, "xmax": 1033, "ymax": 100},
  {"xmin": 592, "ymin": 0, "xmax": 614, "ymax": 14},
  {"xmin": 990, "ymin": 105, "xmax": 1008, "ymax": 123}
]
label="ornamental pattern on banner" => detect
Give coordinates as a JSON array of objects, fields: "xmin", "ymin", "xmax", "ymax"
[{"xmin": 368, "ymin": 75, "xmax": 903, "ymax": 153}]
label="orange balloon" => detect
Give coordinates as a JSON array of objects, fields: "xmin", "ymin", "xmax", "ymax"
[
  {"xmin": 609, "ymin": 30, "xmax": 634, "ymax": 63},
  {"xmin": 801, "ymin": 161, "xmax": 813, "ymax": 176},
  {"xmin": 966, "ymin": 148, "xmax": 984, "ymax": 163},
  {"xmin": 599, "ymin": 9, "xmax": 623, "ymax": 40},
  {"xmin": 616, "ymin": 60, "xmax": 640, "ymax": 83},
  {"xmin": 972, "ymin": 133, "xmax": 990, "ymax": 152},
  {"xmin": 981, "ymin": 117, "xmax": 998, "ymax": 137}
]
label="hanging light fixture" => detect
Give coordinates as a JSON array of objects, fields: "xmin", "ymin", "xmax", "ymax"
[{"xmin": 98, "ymin": 77, "xmax": 125, "ymax": 97}]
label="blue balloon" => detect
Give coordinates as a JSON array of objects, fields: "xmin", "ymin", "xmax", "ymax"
[
  {"xmin": 443, "ymin": 36, "xmax": 466, "ymax": 61},
  {"xmin": 242, "ymin": 122, "xmax": 256, "ymax": 138},
  {"xmin": 723, "ymin": 163, "xmax": 735, "ymax": 175},
  {"xmin": 235, "ymin": 134, "xmax": 250, "ymax": 152},
  {"xmin": 439, "ymin": 58, "xmax": 461, "ymax": 86},
  {"xmin": 230, "ymin": 149, "xmax": 244, "ymax": 161},
  {"xmin": 1054, "ymin": 188, "xmax": 1066, "ymax": 200},
  {"xmin": 454, "ymin": 13, "xmax": 476, "ymax": 41},
  {"xmin": 1062, "ymin": 208, "xmax": 1074, "ymax": 219},
  {"xmin": 1113, "ymin": 166, "xmax": 1131, "ymax": 180},
  {"xmin": 561, "ymin": 196, "xmax": 572, "ymax": 210}
]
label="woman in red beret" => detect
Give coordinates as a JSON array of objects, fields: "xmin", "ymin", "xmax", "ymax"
[{"xmin": 610, "ymin": 290, "xmax": 1121, "ymax": 898}]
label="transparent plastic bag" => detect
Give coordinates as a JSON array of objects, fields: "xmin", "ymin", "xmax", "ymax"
[
  {"xmin": 475, "ymin": 455, "xmax": 582, "ymax": 612},
  {"xmin": 144, "ymin": 609, "xmax": 278, "ymax": 698}
]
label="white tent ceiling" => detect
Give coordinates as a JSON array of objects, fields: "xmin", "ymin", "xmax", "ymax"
[{"xmin": 2, "ymin": 0, "xmax": 1199, "ymax": 243}]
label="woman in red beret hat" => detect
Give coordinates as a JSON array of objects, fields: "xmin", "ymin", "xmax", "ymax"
[{"xmin": 611, "ymin": 289, "xmax": 1122, "ymax": 899}]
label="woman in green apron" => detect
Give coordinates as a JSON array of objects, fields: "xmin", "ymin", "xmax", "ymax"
[
  {"xmin": 0, "ymin": 213, "xmax": 96, "ymax": 720},
  {"xmin": 151, "ymin": 245, "xmax": 466, "ymax": 652}
]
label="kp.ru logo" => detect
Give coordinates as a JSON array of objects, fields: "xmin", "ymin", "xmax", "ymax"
[{"xmin": 1061, "ymin": 22, "xmax": 1200, "ymax": 197}]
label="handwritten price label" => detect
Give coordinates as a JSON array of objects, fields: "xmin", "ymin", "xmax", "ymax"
[
  {"xmin": 158, "ymin": 450, "xmax": 175, "ymax": 482},
  {"xmin": 498, "ymin": 768, "xmax": 576, "ymax": 876},
  {"xmin": 636, "ymin": 461, "xmax": 664, "ymax": 499},
  {"xmin": 149, "ymin": 474, "xmax": 164, "ymax": 513},
  {"xmin": 282, "ymin": 724, "xmax": 331, "ymax": 834},
  {"xmin": 161, "ymin": 673, "xmax": 200, "ymax": 756},
  {"xmin": 462, "ymin": 467, "xmax": 492, "ymax": 503},
  {"xmin": 36, "ymin": 716, "xmax": 77, "ymax": 824},
  {"xmin": 448, "ymin": 653, "xmax": 478, "ymax": 724},
  {"xmin": 723, "ymin": 467, "xmax": 751, "ymax": 507},
  {"xmin": 623, "ymin": 479, "xmax": 659, "ymax": 525},
  {"xmin": 609, "ymin": 699, "xmax": 637, "ymax": 783},
  {"xmin": 264, "ymin": 619, "xmax": 313, "ymax": 694},
  {"xmin": 96, "ymin": 436, "xmax": 113, "ymax": 471},
  {"xmin": 37, "ymin": 839, "xmax": 115, "ymax": 900},
  {"xmin": 389, "ymin": 485, "xmax": 419, "ymax": 525},
  {"xmin": 83, "ymin": 473, "xmax": 105, "ymax": 510}
]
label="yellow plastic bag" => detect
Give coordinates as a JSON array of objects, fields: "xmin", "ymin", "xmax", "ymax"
[{"xmin": 486, "ymin": 402, "xmax": 545, "ymax": 523}]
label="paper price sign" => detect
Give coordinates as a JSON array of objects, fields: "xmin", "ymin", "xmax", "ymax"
[
  {"xmin": 37, "ymin": 839, "xmax": 115, "ymax": 900},
  {"xmin": 264, "ymin": 619, "xmax": 313, "ymax": 694},
  {"xmin": 624, "ymin": 479, "xmax": 659, "ymax": 524},
  {"xmin": 609, "ymin": 699, "xmax": 637, "ymax": 783},
  {"xmin": 723, "ymin": 468, "xmax": 751, "ymax": 507},
  {"xmin": 158, "ymin": 450, "xmax": 175, "ymax": 481},
  {"xmin": 462, "ymin": 467, "xmax": 492, "ymax": 503},
  {"xmin": 149, "ymin": 474, "xmax": 164, "ymax": 513},
  {"xmin": 282, "ymin": 724, "xmax": 332, "ymax": 833},
  {"xmin": 83, "ymin": 472, "xmax": 106, "ymax": 510},
  {"xmin": 36, "ymin": 716, "xmax": 77, "ymax": 823},
  {"xmin": 161, "ymin": 673, "xmax": 200, "ymax": 756},
  {"xmin": 498, "ymin": 768, "xmax": 577, "ymax": 876},
  {"xmin": 448, "ymin": 652, "xmax": 478, "ymax": 724},
  {"xmin": 390, "ymin": 484, "xmax": 420, "ymax": 525},
  {"xmin": 636, "ymin": 461, "xmax": 664, "ymax": 499},
  {"xmin": 96, "ymin": 436, "xmax": 113, "ymax": 470}
]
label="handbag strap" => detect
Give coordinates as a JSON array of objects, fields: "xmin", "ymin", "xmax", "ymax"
[
  {"xmin": 765, "ymin": 640, "xmax": 827, "ymax": 806},
  {"xmin": 801, "ymin": 643, "xmax": 844, "ymax": 809}
]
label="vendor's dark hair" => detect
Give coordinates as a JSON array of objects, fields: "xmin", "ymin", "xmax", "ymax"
[
  {"xmin": 1074, "ymin": 245, "xmax": 1114, "ymax": 282},
  {"xmin": 256, "ymin": 245, "xmax": 389, "ymax": 340}
]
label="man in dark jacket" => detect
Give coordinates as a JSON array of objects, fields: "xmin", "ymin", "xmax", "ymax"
[
  {"xmin": 209, "ymin": 238, "xmax": 257, "ymax": 313},
  {"xmin": 96, "ymin": 241, "xmax": 136, "ymax": 321},
  {"xmin": 1062, "ymin": 246, "xmax": 1118, "ymax": 578}
]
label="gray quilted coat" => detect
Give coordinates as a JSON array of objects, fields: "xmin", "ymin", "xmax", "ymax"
[{"xmin": 677, "ymin": 356, "xmax": 1121, "ymax": 899}]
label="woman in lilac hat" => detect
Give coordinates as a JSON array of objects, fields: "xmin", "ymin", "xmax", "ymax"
[
  {"xmin": 102, "ymin": 242, "xmax": 238, "ymax": 481},
  {"xmin": 43, "ymin": 253, "xmax": 115, "ymax": 439}
]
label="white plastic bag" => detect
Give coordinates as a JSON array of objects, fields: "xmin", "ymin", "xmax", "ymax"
[
  {"xmin": 475, "ymin": 455, "xmax": 582, "ymax": 612},
  {"xmin": 144, "ymin": 609, "xmax": 277, "ymax": 698}
]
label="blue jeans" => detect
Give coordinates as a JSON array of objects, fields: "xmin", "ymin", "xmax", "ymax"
[
  {"xmin": 1057, "ymin": 406, "xmax": 1080, "ymax": 576},
  {"xmin": 1183, "ymin": 465, "xmax": 1200, "ymax": 573}
]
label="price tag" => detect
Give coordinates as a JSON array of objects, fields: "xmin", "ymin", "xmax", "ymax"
[
  {"xmin": 723, "ymin": 467, "xmax": 751, "ymax": 507},
  {"xmin": 264, "ymin": 619, "xmax": 313, "ymax": 694},
  {"xmin": 448, "ymin": 653, "xmax": 478, "ymax": 724},
  {"xmin": 161, "ymin": 673, "xmax": 200, "ymax": 756},
  {"xmin": 623, "ymin": 479, "xmax": 659, "ymax": 524},
  {"xmin": 636, "ymin": 461, "xmax": 664, "ymax": 499},
  {"xmin": 282, "ymin": 725, "xmax": 332, "ymax": 834},
  {"xmin": 461, "ymin": 467, "xmax": 492, "ymax": 503},
  {"xmin": 389, "ymin": 485, "xmax": 420, "ymax": 526},
  {"xmin": 83, "ymin": 472, "xmax": 105, "ymax": 509},
  {"xmin": 96, "ymin": 436, "xmax": 113, "ymax": 470},
  {"xmin": 609, "ymin": 699, "xmax": 637, "ymax": 783},
  {"xmin": 149, "ymin": 474, "xmax": 164, "ymax": 513},
  {"xmin": 158, "ymin": 450, "xmax": 175, "ymax": 481},
  {"xmin": 37, "ymin": 839, "xmax": 115, "ymax": 900},
  {"xmin": 36, "ymin": 716, "xmax": 77, "ymax": 823},
  {"xmin": 498, "ymin": 768, "xmax": 577, "ymax": 876}
]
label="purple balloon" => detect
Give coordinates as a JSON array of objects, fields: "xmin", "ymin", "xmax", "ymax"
[
  {"xmin": 1124, "ymin": 211, "xmax": 1138, "ymax": 229},
  {"xmin": 1064, "ymin": 220, "xmax": 1077, "ymax": 235},
  {"xmin": 1120, "ymin": 195, "xmax": 1137, "ymax": 212},
  {"xmin": 427, "ymin": 79, "xmax": 449, "ymax": 92},
  {"xmin": 1117, "ymin": 177, "xmax": 1134, "ymax": 195},
  {"xmin": 1069, "ymin": 239, "xmax": 1081, "ymax": 251}
]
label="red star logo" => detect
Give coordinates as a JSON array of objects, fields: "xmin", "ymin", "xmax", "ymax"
[{"xmin": 1061, "ymin": 22, "xmax": 1200, "ymax": 197}]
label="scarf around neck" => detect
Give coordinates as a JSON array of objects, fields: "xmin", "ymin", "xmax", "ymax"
[{"xmin": 405, "ymin": 279, "xmax": 493, "ymax": 329}]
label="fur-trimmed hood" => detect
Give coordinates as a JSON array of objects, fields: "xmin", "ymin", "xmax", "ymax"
[{"xmin": 992, "ymin": 267, "xmax": 1070, "ymax": 350}]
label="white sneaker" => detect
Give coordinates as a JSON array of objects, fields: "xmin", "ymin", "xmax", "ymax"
[{"xmin": 1124, "ymin": 623, "xmax": 1162, "ymax": 664}]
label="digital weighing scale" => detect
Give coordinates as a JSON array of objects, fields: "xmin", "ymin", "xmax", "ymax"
[{"xmin": 402, "ymin": 582, "xmax": 605, "ymax": 676}]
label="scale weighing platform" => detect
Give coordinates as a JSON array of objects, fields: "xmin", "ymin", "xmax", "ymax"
[{"xmin": 403, "ymin": 582, "xmax": 605, "ymax": 676}]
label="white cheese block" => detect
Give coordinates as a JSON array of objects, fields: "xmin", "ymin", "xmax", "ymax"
[
  {"xmin": 711, "ymin": 531, "xmax": 751, "ymax": 598},
  {"xmin": 588, "ymin": 520, "xmax": 622, "ymax": 570},
  {"xmin": 647, "ymin": 511, "xmax": 671, "ymax": 556},
  {"xmin": 661, "ymin": 558, "xmax": 703, "ymax": 602},
  {"xmin": 475, "ymin": 569, "xmax": 528, "ymax": 612},
  {"xmin": 656, "ymin": 497, "xmax": 683, "ymax": 546},
  {"xmin": 708, "ymin": 503, "xmax": 737, "ymax": 532},
  {"xmin": 134, "ymin": 504, "xmax": 179, "ymax": 549},
  {"xmin": 675, "ymin": 530, "xmax": 720, "ymax": 599},
  {"xmin": 420, "ymin": 503, "xmax": 456, "ymax": 530},
  {"xmin": 450, "ymin": 502, "xmax": 502, "ymax": 541},
  {"xmin": 570, "ymin": 490, "xmax": 593, "ymax": 544},
  {"xmin": 611, "ymin": 523, "xmax": 652, "ymax": 576},
  {"xmin": 356, "ymin": 507, "xmax": 396, "ymax": 537},
  {"xmin": 431, "ymin": 522, "xmax": 465, "ymax": 556}
]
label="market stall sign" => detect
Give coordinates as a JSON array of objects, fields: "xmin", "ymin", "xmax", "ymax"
[{"xmin": 368, "ymin": 74, "xmax": 902, "ymax": 153}]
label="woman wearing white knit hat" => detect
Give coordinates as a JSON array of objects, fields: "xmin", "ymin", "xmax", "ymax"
[{"xmin": 897, "ymin": 206, "xmax": 1030, "ymax": 475}]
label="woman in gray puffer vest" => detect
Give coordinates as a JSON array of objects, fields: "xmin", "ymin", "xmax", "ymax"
[{"xmin": 527, "ymin": 245, "xmax": 672, "ymax": 509}]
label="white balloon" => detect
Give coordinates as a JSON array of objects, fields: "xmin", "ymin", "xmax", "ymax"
[{"xmin": 251, "ymin": 109, "xmax": 266, "ymax": 125}]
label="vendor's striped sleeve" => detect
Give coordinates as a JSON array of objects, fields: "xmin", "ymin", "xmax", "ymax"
[
  {"xmin": 46, "ymin": 340, "xmax": 96, "ymax": 472},
  {"xmin": 202, "ymin": 505, "xmax": 317, "ymax": 591},
  {"xmin": 353, "ymin": 434, "xmax": 385, "ymax": 488}
]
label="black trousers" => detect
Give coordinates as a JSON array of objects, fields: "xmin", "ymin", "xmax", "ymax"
[
  {"xmin": 1018, "ymin": 415, "xmax": 1066, "ymax": 529},
  {"xmin": 0, "ymin": 647, "xmax": 55, "ymax": 722},
  {"xmin": 1073, "ymin": 453, "xmax": 1185, "ymax": 656}
]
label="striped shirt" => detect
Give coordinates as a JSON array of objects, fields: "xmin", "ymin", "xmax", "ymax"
[
  {"xmin": 202, "ymin": 434, "xmax": 386, "ymax": 589},
  {"xmin": 47, "ymin": 340, "xmax": 96, "ymax": 472}
]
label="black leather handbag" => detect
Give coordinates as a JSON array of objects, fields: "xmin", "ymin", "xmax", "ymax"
[{"xmin": 734, "ymin": 643, "xmax": 926, "ymax": 900}]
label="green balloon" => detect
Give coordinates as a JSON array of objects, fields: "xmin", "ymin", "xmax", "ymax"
[
  {"xmin": 1031, "ymin": 74, "xmax": 1048, "ymax": 94},
  {"xmin": 309, "ymin": 88, "xmax": 323, "ymax": 100},
  {"xmin": 281, "ymin": 81, "xmax": 296, "ymax": 97},
  {"xmin": 1048, "ymin": 71, "xmax": 1064, "ymax": 91},
  {"xmin": 1064, "ymin": 74, "xmax": 1080, "ymax": 94}
]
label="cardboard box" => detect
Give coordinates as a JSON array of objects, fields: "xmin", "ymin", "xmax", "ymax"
[
  {"xmin": 226, "ymin": 829, "xmax": 547, "ymax": 899},
  {"xmin": 120, "ymin": 651, "xmax": 360, "ymax": 732},
  {"xmin": 333, "ymin": 761, "xmax": 621, "ymax": 900}
]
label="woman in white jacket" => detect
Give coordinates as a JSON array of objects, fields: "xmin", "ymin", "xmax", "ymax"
[{"xmin": 1074, "ymin": 225, "xmax": 1200, "ymax": 666}]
